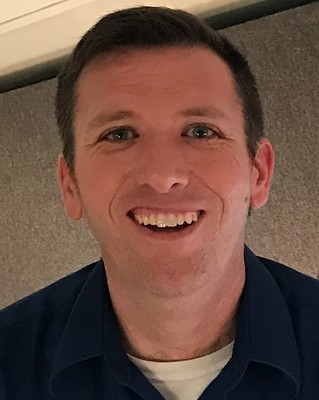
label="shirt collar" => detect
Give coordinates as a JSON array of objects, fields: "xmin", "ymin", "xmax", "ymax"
[
  {"xmin": 49, "ymin": 259, "xmax": 107, "ymax": 394},
  {"xmin": 225, "ymin": 245, "xmax": 300, "ymax": 396}
]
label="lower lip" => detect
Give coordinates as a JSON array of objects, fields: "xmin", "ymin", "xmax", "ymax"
[{"xmin": 128, "ymin": 211, "xmax": 205, "ymax": 241}]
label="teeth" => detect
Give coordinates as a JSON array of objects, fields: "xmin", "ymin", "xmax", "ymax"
[
  {"xmin": 166, "ymin": 214, "xmax": 177, "ymax": 227},
  {"xmin": 133, "ymin": 211, "xmax": 200, "ymax": 228},
  {"xmin": 148, "ymin": 214, "xmax": 157, "ymax": 225},
  {"xmin": 135, "ymin": 215, "xmax": 144, "ymax": 224}
]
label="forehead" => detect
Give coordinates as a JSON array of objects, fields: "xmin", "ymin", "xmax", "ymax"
[
  {"xmin": 75, "ymin": 46, "xmax": 242, "ymax": 128},
  {"xmin": 79, "ymin": 46, "xmax": 238, "ymax": 91}
]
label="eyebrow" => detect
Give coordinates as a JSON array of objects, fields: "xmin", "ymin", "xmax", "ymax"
[
  {"xmin": 179, "ymin": 106, "xmax": 228, "ymax": 120},
  {"xmin": 87, "ymin": 105, "xmax": 228, "ymax": 131},
  {"xmin": 87, "ymin": 109, "xmax": 136, "ymax": 130}
]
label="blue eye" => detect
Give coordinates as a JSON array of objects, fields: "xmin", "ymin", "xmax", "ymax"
[
  {"xmin": 184, "ymin": 125, "xmax": 219, "ymax": 139},
  {"xmin": 103, "ymin": 128, "xmax": 136, "ymax": 142}
]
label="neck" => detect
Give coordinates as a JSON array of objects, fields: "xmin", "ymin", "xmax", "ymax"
[{"xmin": 106, "ymin": 258, "xmax": 245, "ymax": 362}]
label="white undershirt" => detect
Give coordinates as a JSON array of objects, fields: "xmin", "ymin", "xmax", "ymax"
[{"xmin": 127, "ymin": 340, "xmax": 234, "ymax": 400}]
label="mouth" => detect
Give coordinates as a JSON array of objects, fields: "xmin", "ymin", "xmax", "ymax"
[{"xmin": 127, "ymin": 210, "xmax": 206, "ymax": 240}]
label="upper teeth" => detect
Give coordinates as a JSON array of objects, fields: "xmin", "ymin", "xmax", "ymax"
[{"xmin": 133, "ymin": 212, "xmax": 200, "ymax": 228}]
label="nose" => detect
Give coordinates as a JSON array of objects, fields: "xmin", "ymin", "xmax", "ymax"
[{"xmin": 135, "ymin": 143, "xmax": 189, "ymax": 193}]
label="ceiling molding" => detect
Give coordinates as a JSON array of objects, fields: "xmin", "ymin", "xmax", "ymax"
[{"xmin": 0, "ymin": 0, "xmax": 259, "ymax": 79}]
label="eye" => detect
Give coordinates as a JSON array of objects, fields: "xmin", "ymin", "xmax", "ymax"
[
  {"xmin": 183, "ymin": 124, "xmax": 221, "ymax": 139},
  {"xmin": 102, "ymin": 127, "xmax": 138, "ymax": 142}
]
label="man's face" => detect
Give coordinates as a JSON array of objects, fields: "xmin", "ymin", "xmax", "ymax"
[{"xmin": 58, "ymin": 46, "xmax": 274, "ymax": 298}]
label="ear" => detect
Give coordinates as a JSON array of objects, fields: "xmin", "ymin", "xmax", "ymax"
[
  {"xmin": 57, "ymin": 155, "xmax": 83, "ymax": 221},
  {"xmin": 250, "ymin": 139, "xmax": 275, "ymax": 210}
]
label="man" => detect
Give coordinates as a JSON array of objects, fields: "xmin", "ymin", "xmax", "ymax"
[{"xmin": 0, "ymin": 5, "xmax": 318, "ymax": 400}]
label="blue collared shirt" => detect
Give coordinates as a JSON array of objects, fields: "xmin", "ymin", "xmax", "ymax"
[{"xmin": 1, "ymin": 245, "xmax": 319, "ymax": 399}]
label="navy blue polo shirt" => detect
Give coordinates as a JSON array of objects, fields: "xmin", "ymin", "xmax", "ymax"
[{"xmin": 1, "ymin": 245, "xmax": 319, "ymax": 399}]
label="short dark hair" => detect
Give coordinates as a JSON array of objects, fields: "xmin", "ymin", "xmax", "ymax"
[{"xmin": 56, "ymin": 6, "xmax": 264, "ymax": 173}]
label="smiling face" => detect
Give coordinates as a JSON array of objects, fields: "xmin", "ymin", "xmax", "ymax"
[{"xmin": 58, "ymin": 46, "xmax": 274, "ymax": 298}]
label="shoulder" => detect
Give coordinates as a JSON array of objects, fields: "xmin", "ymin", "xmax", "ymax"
[
  {"xmin": 0, "ymin": 261, "xmax": 98, "ymax": 329},
  {"xmin": 258, "ymin": 255, "xmax": 319, "ymax": 312},
  {"xmin": 257, "ymin": 255, "xmax": 319, "ymax": 393}
]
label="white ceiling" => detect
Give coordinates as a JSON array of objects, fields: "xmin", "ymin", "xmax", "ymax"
[{"xmin": 0, "ymin": 0, "xmax": 260, "ymax": 78}]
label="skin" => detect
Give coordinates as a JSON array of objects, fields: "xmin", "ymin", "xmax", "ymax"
[{"xmin": 58, "ymin": 46, "xmax": 275, "ymax": 362}]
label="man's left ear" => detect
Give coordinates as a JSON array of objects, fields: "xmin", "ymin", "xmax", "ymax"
[
  {"xmin": 250, "ymin": 139, "xmax": 275, "ymax": 210},
  {"xmin": 57, "ymin": 155, "xmax": 83, "ymax": 221}
]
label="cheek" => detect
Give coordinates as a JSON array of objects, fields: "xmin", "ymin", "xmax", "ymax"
[
  {"xmin": 76, "ymin": 154, "xmax": 122, "ymax": 211},
  {"xmin": 193, "ymin": 149, "xmax": 251, "ymax": 196}
]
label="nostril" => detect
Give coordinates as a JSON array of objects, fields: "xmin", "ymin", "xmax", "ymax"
[{"xmin": 135, "ymin": 175, "xmax": 189, "ymax": 193}]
